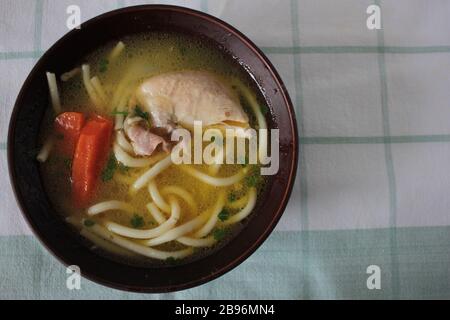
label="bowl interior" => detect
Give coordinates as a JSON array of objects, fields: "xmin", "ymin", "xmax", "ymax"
[{"xmin": 8, "ymin": 5, "xmax": 298, "ymax": 292}]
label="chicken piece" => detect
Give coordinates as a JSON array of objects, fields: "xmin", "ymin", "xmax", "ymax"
[
  {"xmin": 126, "ymin": 126, "xmax": 164, "ymax": 156},
  {"xmin": 124, "ymin": 117, "xmax": 170, "ymax": 156},
  {"xmin": 135, "ymin": 70, "xmax": 249, "ymax": 130}
]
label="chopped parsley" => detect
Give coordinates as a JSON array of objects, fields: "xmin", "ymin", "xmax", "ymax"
[
  {"xmin": 111, "ymin": 109, "xmax": 129, "ymax": 116},
  {"xmin": 101, "ymin": 153, "xmax": 117, "ymax": 182},
  {"xmin": 260, "ymin": 104, "xmax": 270, "ymax": 115},
  {"xmin": 218, "ymin": 209, "xmax": 230, "ymax": 222},
  {"xmin": 179, "ymin": 45, "xmax": 187, "ymax": 56},
  {"xmin": 83, "ymin": 219, "xmax": 95, "ymax": 227},
  {"xmin": 134, "ymin": 105, "xmax": 149, "ymax": 121},
  {"xmin": 165, "ymin": 257, "xmax": 177, "ymax": 264},
  {"xmin": 213, "ymin": 228, "xmax": 228, "ymax": 241},
  {"xmin": 99, "ymin": 58, "xmax": 109, "ymax": 73},
  {"xmin": 117, "ymin": 162, "xmax": 130, "ymax": 173},
  {"xmin": 228, "ymin": 192, "xmax": 237, "ymax": 203},
  {"xmin": 130, "ymin": 214, "xmax": 144, "ymax": 229},
  {"xmin": 245, "ymin": 166, "xmax": 261, "ymax": 187},
  {"xmin": 101, "ymin": 154, "xmax": 128, "ymax": 181},
  {"xmin": 245, "ymin": 174, "xmax": 259, "ymax": 187},
  {"xmin": 63, "ymin": 158, "xmax": 72, "ymax": 170}
]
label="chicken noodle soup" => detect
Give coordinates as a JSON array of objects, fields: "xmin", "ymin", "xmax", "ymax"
[{"xmin": 39, "ymin": 32, "xmax": 269, "ymax": 263}]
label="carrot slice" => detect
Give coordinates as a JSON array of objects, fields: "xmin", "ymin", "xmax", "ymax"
[
  {"xmin": 54, "ymin": 112, "xmax": 85, "ymax": 157},
  {"xmin": 71, "ymin": 115, "xmax": 113, "ymax": 207}
]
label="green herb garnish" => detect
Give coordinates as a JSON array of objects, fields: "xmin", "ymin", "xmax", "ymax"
[
  {"xmin": 117, "ymin": 163, "xmax": 130, "ymax": 173},
  {"xmin": 101, "ymin": 153, "xmax": 117, "ymax": 182},
  {"xmin": 228, "ymin": 193, "xmax": 237, "ymax": 203},
  {"xmin": 83, "ymin": 219, "xmax": 95, "ymax": 227},
  {"xmin": 218, "ymin": 209, "xmax": 230, "ymax": 222},
  {"xmin": 99, "ymin": 58, "xmax": 109, "ymax": 73},
  {"xmin": 111, "ymin": 109, "xmax": 129, "ymax": 116},
  {"xmin": 63, "ymin": 158, "xmax": 72, "ymax": 170},
  {"xmin": 192, "ymin": 247, "xmax": 201, "ymax": 254},
  {"xmin": 213, "ymin": 228, "xmax": 228, "ymax": 241},
  {"xmin": 245, "ymin": 166, "xmax": 261, "ymax": 187},
  {"xmin": 134, "ymin": 105, "xmax": 149, "ymax": 121},
  {"xmin": 166, "ymin": 257, "xmax": 177, "ymax": 264},
  {"xmin": 179, "ymin": 45, "xmax": 187, "ymax": 56},
  {"xmin": 260, "ymin": 104, "xmax": 269, "ymax": 115},
  {"xmin": 130, "ymin": 214, "xmax": 144, "ymax": 229},
  {"xmin": 245, "ymin": 174, "xmax": 259, "ymax": 187}
]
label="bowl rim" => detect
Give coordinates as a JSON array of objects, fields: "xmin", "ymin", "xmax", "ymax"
[{"xmin": 7, "ymin": 4, "xmax": 299, "ymax": 293}]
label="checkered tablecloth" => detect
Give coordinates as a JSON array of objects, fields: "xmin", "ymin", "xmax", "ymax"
[{"xmin": 1, "ymin": 0, "xmax": 450, "ymax": 299}]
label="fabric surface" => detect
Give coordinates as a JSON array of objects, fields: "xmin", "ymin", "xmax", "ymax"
[{"xmin": 1, "ymin": 0, "xmax": 450, "ymax": 299}]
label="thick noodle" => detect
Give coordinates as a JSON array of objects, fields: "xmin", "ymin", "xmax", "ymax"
[
  {"xmin": 179, "ymin": 165, "xmax": 248, "ymax": 187},
  {"xmin": 231, "ymin": 78, "xmax": 268, "ymax": 162},
  {"xmin": 146, "ymin": 202, "xmax": 167, "ymax": 225},
  {"xmin": 226, "ymin": 193, "xmax": 249, "ymax": 209},
  {"xmin": 87, "ymin": 200, "xmax": 133, "ymax": 216},
  {"xmin": 85, "ymin": 223, "xmax": 193, "ymax": 260},
  {"xmin": 131, "ymin": 155, "xmax": 172, "ymax": 192},
  {"xmin": 113, "ymin": 142, "xmax": 153, "ymax": 168},
  {"xmin": 145, "ymin": 202, "xmax": 216, "ymax": 248},
  {"xmin": 161, "ymin": 186, "xmax": 198, "ymax": 213},
  {"xmin": 67, "ymin": 217, "xmax": 135, "ymax": 257},
  {"xmin": 36, "ymin": 136, "xmax": 54, "ymax": 163},
  {"xmin": 80, "ymin": 228, "xmax": 136, "ymax": 257},
  {"xmin": 194, "ymin": 191, "xmax": 225, "ymax": 238},
  {"xmin": 109, "ymin": 41, "xmax": 125, "ymax": 62},
  {"xmin": 106, "ymin": 198, "xmax": 180, "ymax": 239},
  {"xmin": 148, "ymin": 180, "xmax": 170, "ymax": 213},
  {"xmin": 90, "ymin": 76, "xmax": 108, "ymax": 104},
  {"xmin": 60, "ymin": 67, "xmax": 80, "ymax": 82},
  {"xmin": 46, "ymin": 72, "xmax": 62, "ymax": 113},
  {"xmin": 223, "ymin": 187, "xmax": 257, "ymax": 225},
  {"xmin": 177, "ymin": 236, "xmax": 216, "ymax": 247},
  {"xmin": 81, "ymin": 64, "xmax": 103, "ymax": 108},
  {"xmin": 143, "ymin": 210, "xmax": 212, "ymax": 247}
]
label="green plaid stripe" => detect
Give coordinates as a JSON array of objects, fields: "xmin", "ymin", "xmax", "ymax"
[
  {"xmin": 375, "ymin": 0, "xmax": 399, "ymax": 299},
  {"xmin": 200, "ymin": 0, "xmax": 208, "ymax": 12},
  {"xmin": 290, "ymin": 0, "xmax": 310, "ymax": 298},
  {"xmin": 33, "ymin": 0, "xmax": 43, "ymax": 53},
  {"xmin": 2, "ymin": 226, "xmax": 450, "ymax": 299},
  {"xmin": 0, "ymin": 50, "xmax": 43, "ymax": 60}
]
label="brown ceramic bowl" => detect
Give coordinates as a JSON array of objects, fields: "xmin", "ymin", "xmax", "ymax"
[{"xmin": 8, "ymin": 5, "xmax": 298, "ymax": 293}]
